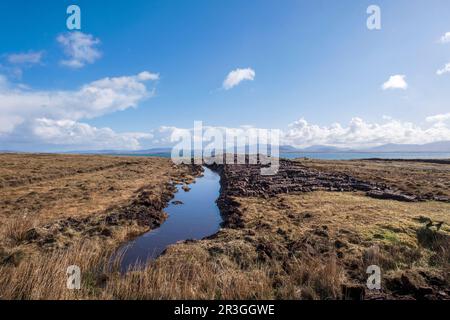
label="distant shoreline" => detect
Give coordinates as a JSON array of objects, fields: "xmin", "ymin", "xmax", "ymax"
[{"xmin": 1, "ymin": 151, "xmax": 450, "ymax": 162}]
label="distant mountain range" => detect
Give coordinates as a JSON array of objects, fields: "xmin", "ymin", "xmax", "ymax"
[
  {"xmin": 64, "ymin": 141, "xmax": 450, "ymax": 155},
  {"xmin": 280, "ymin": 145, "xmax": 352, "ymax": 153},
  {"xmin": 280, "ymin": 141, "xmax": 450, "ymax": 153},
  {"xmin": 358, "ymin": 141, "xmax": 450, "ymax": 153},
  {"xmin": 65, "ymin": 147, "xmax": 173, "ymax": 155}
]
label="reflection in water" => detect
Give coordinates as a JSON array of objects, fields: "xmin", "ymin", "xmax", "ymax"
[{"xmin": 118, "ymin": 167, "xmax": 222, "ymax": 271}]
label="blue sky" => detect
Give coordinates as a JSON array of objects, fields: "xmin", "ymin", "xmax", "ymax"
[{"xmin": 0, "ymin": 0, "xmax": 450, "ymax": 151}]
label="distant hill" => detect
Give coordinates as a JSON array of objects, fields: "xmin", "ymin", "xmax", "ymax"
[
  {"xmin": 280, "ymin": 145, "xmax": 349, "ymax": 153},
  {"xmin": 122, "ymin": 148, "xmax": 173, "ymax": 154},
  {"xmin": 282, "ymin": 141, "xmax": 450, "ymax": 153},
  {"xmin": 301, "ymin": 145, "xmax": 352, "ymax": 152},
  {"xmin": 42, "ymin": 140, "xmax": 450, "ymax": 155},
  {"xmin": 66, "ymin": 148, "xmax": 173, "ymax": 155},
  {"xmin": 361, "ymin": 141, "xmax": 450, "ymax": 153}
]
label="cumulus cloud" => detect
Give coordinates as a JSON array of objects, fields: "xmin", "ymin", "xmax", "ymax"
[
  {"xmin": 6, "ymin": 51, "xmax": 44, "ymax": 65},
  {"xmin": 426, "ymin": 113, "xmax": 450, "ymax": 123},
  {"xmin": 117, "ymin": 124, "xmax": 277, "ymax": 151},
  {"xmin": 3, "ymin": 112, "xmax": 450, "ymax": 151},
  {"xmin": 283, "ymin": 117, "xmax": 450, "ymax": 148},
  {"xmin": 0, "ymin": 72, "xmax": 158, "ymax": 124},
  {"xmin": 2, "ymin": 67, "xmax": 449, "ymax": 151},
  {"xmin": 437, "ymin": 63, "xmax": 450, "ymax": 75},
  {"xmin": 0, "ymin": 71, "xmax": 159, "ymax": 150},
  {"xmin": 133, "ymin": 115, "xmax": 450, "ymax": 151},
  {"xmin": 136, "ymin": 71, "xmax": 160, "ymax": 81},
  {"xmin": 439, "ymin": 32, "xmax": 450, "ymax": 44},
  {"xmin": 57, "ymin": 32, "xmax": 101, "ymax": 68},
  {"xmin": 31, "ymin": 119, "xmax": 152, "ymax": 150},
  {"xmin": 1, "ymin": 51, "xmax": 44, "ymax": 79},
  {"xmin": 436, "ymin": 33, "xmax": 450, "ymax": 75},
  {"xmin": 382, "ymin": 75, "xmax": 408, "ymax": 90},
  {"xmin": 223, "ymin": 68, "xmax": 255, "ymax": 90}
]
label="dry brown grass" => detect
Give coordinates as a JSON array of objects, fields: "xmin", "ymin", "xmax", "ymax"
[
  {"xmin": 0, "ymin": 240, "xmax": 274, "ymax": 300},
  {"xmin": 1, "ymin": 191, "xmax": 448, "ymax": 299},
  {"xmin": 0, "ymin": 241, "xmax": 106, "ymax": 299},
  {"xmin": 0, "ymin": 153, "xmax": 145, "ymax": 188},
  {"xmin": 4, "ymin": 215, "xmax": 37, "ymax": 245},
  {"xmin": 133, "ymin": 191, "xmax": 447, "ymax": 300},
  {"xmin": 0, "ymin": 154, "xmax": 176, "ymax": 225},
  {"xmin": 107, "ymin": 247, "xmax": 273, "ymax": 300},
  {"xmin": 1, "ymin": 154, "xmax": 449, "ymax": 300},
  {"xmin": 0, "ymin": 238, "xmax": 345, "ymax": 300},
  {"xmin": 0, "ymin": 154, "xmax": 198, "ymax": 250},
  {"xmin": 228, "ymin": 191, "xmax": 449, "ymax": 298}
]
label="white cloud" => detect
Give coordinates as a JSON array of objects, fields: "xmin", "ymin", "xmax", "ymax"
[
  {"xmin": 136, "ymin": 71, "xmax": 160, "ymax": 81},
  {"xmin": 1, "ymin": 51, "xmax": 44, "ymax": 79},
  {"xmin": 144, "ymin": 124, "xmax": 275, "ymax": 150},
  {"xmin": 223, "ymin": 68, "xmax": 255, "ymax": 90},
  {"xmin": 436, "ymin": 32, "xmax": 450, "ymax": 75},
  {"xmin": 6, "ymin": 51, "xmax": 44, "ymax": 64},
  {"xmin": 2, "ymin": 67, "xmax": 449, "ymax": 151},
  {"xmin": 147, "ymin": 126, "xmax": 184, "ymax": 146},
  {"xmin": 439, "ymin": 32, "xmax": 450, "ymax": 44},
  {"xmin": 3, "ymin": 112, "xmax": 450, "ymax": 151},
  {"xmin": 32, "ymin": 118, "xmax": 152, "ymax": 150},
  {"xmin": 57, "ymin": 32, "xmax": 101, "ymax": 68},
  {"xmin": 136, "ymin": 115, "xmax": 450, "ymax": 150},
  {"xmin": 284, "ymin": 117, "xmax": 450, "ymax": 148},
  {"xmin": 426, "ymin": 113, "xmax": 450, "ymax": 123},
  {"xmin": 0, "ymin": 71, "xmax": 158, "ymax": 123},
  {"xmin": 382, "ymin": 75, "xmax": 408, "ymax": 90},
  {"xmin": 0, "ymin": 71, "xmax": 159, "ymax": 150},
  {"xmin": 437, "ymin": 63, "xmax": 450, "ymax": 75}
]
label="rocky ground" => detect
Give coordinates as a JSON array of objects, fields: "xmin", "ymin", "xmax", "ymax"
[
  {"xmin": 299, "ymin": 158, "xmax": 450, "ymax": 201},
  {"xmin": 200, "ymin": 159, "xmax": 450, "ymax": 300},
  {"xmin": 211, "ymin": 159, "xmax": 449, "ymax": 204}
]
